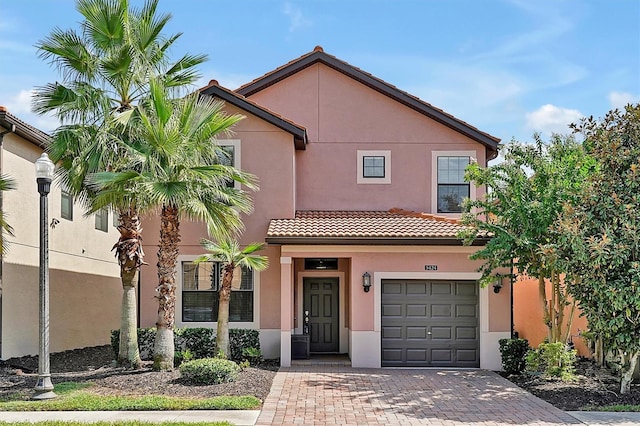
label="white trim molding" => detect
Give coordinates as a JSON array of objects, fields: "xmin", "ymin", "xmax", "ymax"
[{"xmin": 431, "ymin": 150, "xmax": 477, "ymax": 215}]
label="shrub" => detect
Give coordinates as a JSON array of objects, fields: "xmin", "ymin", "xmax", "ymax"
[
  {"xmin": 179, "ymin": 358, "xmax": 240, "ymax": 384},
  {"xmin": 498, "ymin": 338, "xmax": 530, "ymax": 374},
  {"xmin": 175, "ymin": 328, "xmax": 216, "ymax": 359},
  {"xmin": 174, "ymin": 349, "xmax": 194, "ymax": 367},
  {"xmin": 229, "ymin": 329, "xmax": 260, "ymax": 361},
  {"xmin": 242, "ymin": 347, "xmax": 262, "ymax": 366},
  {"xmin": 526, "ymin": 342, "xmax": 577, "ymax": 380},
  {"xmin": 111, "ymin": 327, "xmax": 260, "ymax": 362},
  {"xmin": 110, "ymin": 328, "xmax": 156, "ymax": 360}
]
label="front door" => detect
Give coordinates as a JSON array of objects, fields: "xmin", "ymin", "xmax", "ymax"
[{"xmin": 304, "ymin": 277, "xmax": 339, "ymax": 353}]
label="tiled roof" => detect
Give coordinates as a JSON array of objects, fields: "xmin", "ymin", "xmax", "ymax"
[
  {"xmin": 266, "ymin": 209, "xmax": 486, "ymax": 245},
  {"xmin": 0, "ymin": 106, "xmax": 50, "ymax": 148},
  {"xmin": 199, "ymin": 81, "xmax": 308, "ymax": 149}
]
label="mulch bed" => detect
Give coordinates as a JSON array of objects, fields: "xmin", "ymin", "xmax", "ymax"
[
  {"xmin": 502, "ymin": 358, "xmax": 640, "ymax": 410},
  {"xmin": 0, "ymin": 345, "xmax": 278, "ymax": 402}
]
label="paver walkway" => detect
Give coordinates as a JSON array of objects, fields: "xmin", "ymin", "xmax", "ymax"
[{"xmin": 256, "ymin": 366, "xmax": 583, "ymax": 425}]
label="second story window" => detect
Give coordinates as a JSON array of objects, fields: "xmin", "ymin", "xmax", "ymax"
[
  {"xmin": 220, "ymin": 145, "xmax": 235, "ymax": 188},
  {"xmin": 95, "ymin": 208, "xmax": 108, "ymax": 232},
  {"xmin": 437, "ymin": 156, "xmax": 470, "ymax": 213},
  {"xmin": 357, "ymin": 150, "xmax": 391, "ymax": 184},
  {"xmin": 363, "ymin": 156, "xmax": 385, "ymax": 178},
  {"xmin": 61, "ymin": 187, "xmax": 73, "ymax": 221}
]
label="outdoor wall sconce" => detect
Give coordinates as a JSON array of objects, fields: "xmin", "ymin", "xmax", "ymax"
[
  {"xmin": 362, "ymin": 272, "xmax": 371, "ymax": 292},
  {"xmin": 493, "ymin": 277, "xmax": 503, "ymax": 293}
]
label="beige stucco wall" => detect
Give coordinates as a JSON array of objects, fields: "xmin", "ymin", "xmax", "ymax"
[{"xmin": 1, "ymin": 132, "xmax": 121, "ymax": 359}]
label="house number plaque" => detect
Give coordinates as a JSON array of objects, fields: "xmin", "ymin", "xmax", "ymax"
[{"xmin": 424, "ymin": 265, "xmax": 438, "ymax": 271}]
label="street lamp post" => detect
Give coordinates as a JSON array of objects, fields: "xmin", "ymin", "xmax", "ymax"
[{"xmin": 33, "ymin": 153, "xmax": 56, "ymax": 400}]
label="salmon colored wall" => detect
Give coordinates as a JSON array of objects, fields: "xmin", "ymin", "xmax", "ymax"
[
  {"xmin": 138, "ymin": 106, "xmax": 295, "ymax": 329},
  {"xmin": 248, "ymin": 64, "xmax": 486, "ymax": 212},
  {"xmin": 513, "ymin": 276, "xmax": 590, "ymax": 356},
  {"xmin": 282, "ymin": 247, "xmax": 510, "ymax": 333}
]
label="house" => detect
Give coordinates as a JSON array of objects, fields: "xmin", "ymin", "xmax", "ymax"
[
  {"xmin": 0, "ymin": 107, "xmax": 121, "ymax": 359},
  {"xmin": 138, "ymin": 47, "xmax": 511, "ymax": 369}
]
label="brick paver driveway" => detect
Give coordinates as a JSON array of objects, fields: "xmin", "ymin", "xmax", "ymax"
[{"xmin": 257, "ymin": 366, "xmax": 581, "ymax": 425}]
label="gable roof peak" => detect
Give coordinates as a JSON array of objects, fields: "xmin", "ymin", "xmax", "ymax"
[{"xmin": 236, "ymin": 48, "xmax": 500, "ymax": 158}]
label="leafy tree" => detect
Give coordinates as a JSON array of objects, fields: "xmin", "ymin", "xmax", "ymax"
[
  {"xmin": 195, "ymin": 238, "xmax": 268, "ymax": 358},
  {"xmin": 557, "ymin": 104, "xmax": 640, "ymax": 394},
  {"xmin": 0, "ymin": 175, "xmax": 15, "ymax": 254},
  {"xmin": 33, "ymin": 0, "xmax": 206, "ymax": 368},
  {"xmin": 91, "ymin": 79, "xmax": 256, "ymax": 370},
  {"xmin": 459, "ymin": 135, "xmax": 594, "ymax": 343}
]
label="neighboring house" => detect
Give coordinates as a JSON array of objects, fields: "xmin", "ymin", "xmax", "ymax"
[
  {"xmin": 138, "ymin": 47, "xmax": 511, "ymax": 369},
  {"xmin": 513, "ymin": 277, "xmax": 590, "ymax": 356},
  {"xmin": 0, "ymin": 107, "xmax": 121, "ymax": 359}
]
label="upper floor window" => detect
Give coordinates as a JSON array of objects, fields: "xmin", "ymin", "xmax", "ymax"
[
  {"xmin": 95, "ymin": 208, "xmax": 108, "ymax": 232},
  {"xmin": 363, "ymin": 156, "xmax": 385, "ymax": 178},
  {"xmin": 437, "ymin": 156, "xmax": 470, "ymax": 213},
  {"xmin": 181, "ymin": 260, "xmax": 254, "ymax": 323},
  {"xmin": 357, "ymin": 150, "xmax": 391, "ymax": 184},
  {"xmin": 218, "ymin": 140, "xmax": 240, "ymax": 189},
  {"xmin": 61, "ymin": 187, "xmax": 73, "ymax": 221}
]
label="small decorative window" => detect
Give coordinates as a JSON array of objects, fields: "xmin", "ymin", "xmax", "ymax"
[
  {"xmin": 95, "ymin": 208, "xmax": 108, "ymax": 232},
  {"xmin": 437, "ymin": 156, "xmax": 470, "ymax": 213},
  {"xmin": 182, "ymin": 261, "xmax": 254, "ymax": 322},
  {"xmin": 61, "ymin": 187, "xmax": 73, "ymax": 221},
  {"xmin": 219, "ymin": 145, "xmax": 235, "ymax": 188},
  {"xmin": 112, "ymin": 211, "xmax": 119, "ymax": 228},
  {"xmin": 357, "ymin": 150, "xmax": 391, "ymax": 184},
  {"xmin": 363, "ymin": 156, "xmax": 385, "ymax": 178}
]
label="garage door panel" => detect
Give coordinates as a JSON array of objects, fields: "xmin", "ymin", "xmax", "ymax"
[
  {"xmin": 406, "ymin": 326, "xmax": 427, "ymax": 339},
  {"xmin": 406, "ymin": 304, "xmax": 427, "ymax": 317},
  {"xmin": 456, "ymin": 304, "xmax": 477, "ymax": 317},
  {"xmin": 382, "ymin": 304, "xmax": 402, "ymax": 317},
  {"xmin": 430, "ymin": 326, "xmax": 452, "ymax": 340},
  {"xmin": 406, "ymin": 349, "xmax": 428, "ymax": 361},
  {"xmin": 431, "ymin": 304, "xmax": 452, "ymax": 317},
  {"xmin": 381, "ymin": 279, "xmax": 479, "ymax": 368},
  {"xmin": 382, "ymin": 326, "xmax": 402, "ymax": 339}
]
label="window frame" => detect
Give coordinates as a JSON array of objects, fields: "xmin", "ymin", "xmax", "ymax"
[
  {"xmin": 94, "ymin": 207, "xmax": 109, "ymax": 232},
  {"xmin": 61, "ymin": 186, "xmax": 73, "ymax": 221},
  {"xmin": 175, "ymin": 254, "xmax": 260, "ymax": 329},
  {"xmin": 357, "ymin": 150, "xmax": 391, "ymax": 184},
  {"xmin": 431, "ymin": 151, "xmax": 477, "ymax": 215},
  {"xmin": 217, "ymin": 139, "xmax": 241, "ymax": 189}
]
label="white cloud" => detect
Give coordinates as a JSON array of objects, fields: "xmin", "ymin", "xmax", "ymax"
[
  {"xmin": 608, "ymin": 92, "xmax": 639, "ymax": 110},
  {"xmin": 3, "ymin": 89, "xmax": 58, "ymax": 133},
  {"xmin": 525, "ymin": 104, "xmax": 583, "ymax": 136},
  {"xmin": 282, "ymin": 2, "xmax": 311, "ymax": 33}
]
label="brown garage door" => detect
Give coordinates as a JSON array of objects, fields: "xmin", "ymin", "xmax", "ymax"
[{"xmin": 381, "ymin": 279, "xmax": 479, "ymax": 367}]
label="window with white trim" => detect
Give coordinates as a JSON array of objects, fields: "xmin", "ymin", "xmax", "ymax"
[
  {"xmin": 437, "ymin": 156, "xmax": 470, "ymax": 213},
  {"xmin": 61, "ymin": 186, "xmax": 73, "ymax": 221},
  {"xmin": 357, "ymin": 150, "xmax": 391, "ymax": 184},
  {"xmin": 217, "ymin": 140, "xmax": 240, "ymax": 189},
  {"xmin": 95, "ymin": 208, "xmax": 108, "ymax": 232},
  {"xmin": 181, "ymin": 261, "xmax": 254, "ymax": 322}
]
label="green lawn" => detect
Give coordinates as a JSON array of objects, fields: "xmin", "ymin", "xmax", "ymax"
[
  {"xmin": 584, "ymin": 404, "xmax": 640, "ymax": 412},
  {"xmin": 0, "ymin": 382, "xmax": 260, "ymax": 412}
]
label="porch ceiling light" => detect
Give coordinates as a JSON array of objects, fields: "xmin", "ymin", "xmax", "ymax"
[{"xmin": 362, "ymin": 272, "xmax": 371, "ymax": 292}]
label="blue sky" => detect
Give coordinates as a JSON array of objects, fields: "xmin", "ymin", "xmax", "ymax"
[{"xmin": 1, "ymin": 0, "xmax": 638, "ymax": 144}]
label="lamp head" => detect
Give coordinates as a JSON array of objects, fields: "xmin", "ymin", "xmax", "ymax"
[{"xmin": 35, "ymin": 153, "xmax": 55, "ymax": 180}]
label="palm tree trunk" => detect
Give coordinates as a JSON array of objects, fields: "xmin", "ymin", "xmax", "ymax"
[
  {"xmin": 153, "ymin": 204, "xmax": 180, "ymax": 371},
  {"xmin": 216, "ymin": 266, "xmax": 234, "ymax": 358},
  {"xmin": 115, "ymin": 208, "xmax": 143, "ymax": 369}
]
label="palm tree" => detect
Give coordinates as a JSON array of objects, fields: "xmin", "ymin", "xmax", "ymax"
[
  {"xmin": 195, "ymin": 238, "xmax": 268, "ymax": 358},
  {"xmin": 32, "ymin": 0, "xmax": 206, "ymax": 368},
  {"xmin": 0, "ymin": 175, "xmax": 15, "ymax": 254},
  {"xmin": 91, "ymin": 79, "xmax": 257, "ymax": 370}
]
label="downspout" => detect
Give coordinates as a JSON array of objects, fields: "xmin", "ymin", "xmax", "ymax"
[
  {"xmin": 0, "ymin": 122, "xmax": 16, "ymax": 355},
  {"xmin": 510, "ymin": 258, "xmax": 515, "ymax": 339}
]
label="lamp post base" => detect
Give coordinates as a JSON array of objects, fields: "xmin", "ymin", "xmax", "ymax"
[{"xmin": 33, "ymin": 375, "xmax": 56, "ymax": 400}]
